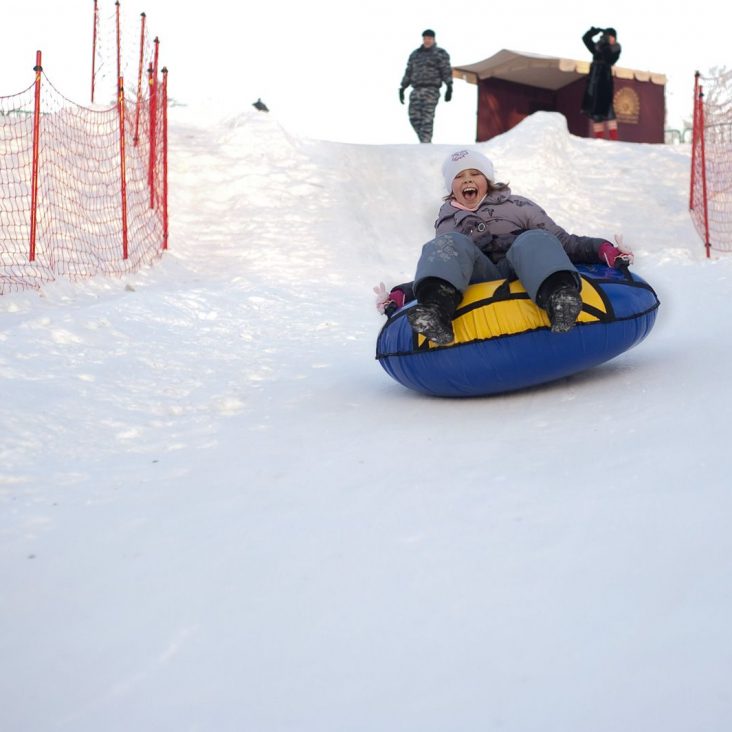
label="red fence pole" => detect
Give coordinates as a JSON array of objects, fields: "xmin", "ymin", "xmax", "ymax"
[
  {"xmin": 151, "ymin": 37, "xmax": 160, "ymax": 208},
  {"xmin": 91, "ymin": 0, "xmax": 99, "ymax": 104},
  {"xmin": 147, "ymin": 62, "xmax": 156, "ymax": 207},
  {"xmin": 29, "ymin": 51, "xmax": 43, "ymax": 263},
  {"xmin": 698, "ymin": 88, "xmax": 711, "ymax": 258},
  {"xmin": 153, "ymin": 37, "xmax": 160, "ymax": 89},
  {"xmin": 162, "ymin": 67, "xmax": 168, "ymax": 249},
  {"xmin": 134, "ymin": 12, "xmax": 146, "ymax": 145},
  {"xmin": 118, "ymin": 77, "xmax": 129, "ymax": 260}
]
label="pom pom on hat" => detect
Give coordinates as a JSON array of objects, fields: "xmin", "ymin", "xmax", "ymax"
[{"xmin": 442, "ymin": 149, "xmax": 495, "ymax": 192}]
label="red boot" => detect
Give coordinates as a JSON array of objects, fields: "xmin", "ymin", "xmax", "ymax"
[{"xmin": 608, "ymin": 127, "xmax": 619, "ymax": 141}]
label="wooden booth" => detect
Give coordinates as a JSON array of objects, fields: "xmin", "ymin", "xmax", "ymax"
[{"xmin": 452, "ymin": 49, "xmax": 666, "ymax": 143}]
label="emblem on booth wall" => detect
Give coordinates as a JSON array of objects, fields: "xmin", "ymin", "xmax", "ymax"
[{"xmin": 614, "ymin": 87, "xmax": 640, "ymax": 124}]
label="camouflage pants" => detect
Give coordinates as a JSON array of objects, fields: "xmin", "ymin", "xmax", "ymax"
[{"xmin": 408, "ymin": 87, "xmax": 440, "ymax": 143}]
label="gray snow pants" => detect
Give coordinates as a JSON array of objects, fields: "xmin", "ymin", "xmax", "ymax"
[{"xmin": 413, "ymin": 230, "xmax": 580, "ymax": 302}]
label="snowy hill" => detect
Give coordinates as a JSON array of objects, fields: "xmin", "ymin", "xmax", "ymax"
[{"xmin": 2, "ymin": 109, "xmax": 731, "ymax": 731}]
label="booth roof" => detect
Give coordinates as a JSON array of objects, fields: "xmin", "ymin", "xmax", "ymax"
[{"xmin": 452, "ymin": 49, "xmax": 666, "ymax": 90}]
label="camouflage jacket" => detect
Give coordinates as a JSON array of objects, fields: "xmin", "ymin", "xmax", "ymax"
[
  {"xmin": 400, "ymin": 45, "xmax": 452, "ymax": 90},
  {"xmin": 435, "ymin": 186, "xmax": 606, "ymax": 264}
]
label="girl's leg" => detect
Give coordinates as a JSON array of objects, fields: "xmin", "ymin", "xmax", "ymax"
[
  {"xmin": 410, "ymin": 232, "xmax": 502, "ymax": 344},
  {"xmin": 607, "ymin": 119, "xmax": 619, "ymax": 140},
  {"xmin": 414, "ymin": 232, "xmax": 501, "ymax": 293},
  {"xmin": 506, "ymin": 230, "xmax": 579, "ymax": 302},
  {"xmin": 506, "ymin": 230, "xmax": 582, "ymax": 333}
]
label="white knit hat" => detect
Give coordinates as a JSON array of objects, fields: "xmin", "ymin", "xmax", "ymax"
[{"xmin": 442, "ymin": 149, "xmax": 495, "ymax": 192}]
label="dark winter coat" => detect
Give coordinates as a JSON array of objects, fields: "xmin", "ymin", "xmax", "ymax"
[
  {"xmin": 581, "ymin": 29, "xmax": 622, "ymax": 121},
  {"xmin": 400, "ymin": 44, "xmax": 452, "ymax": 90},
  {"xmin": 435, "ymin": 186, "xmax": 606, "ymax": 264}
]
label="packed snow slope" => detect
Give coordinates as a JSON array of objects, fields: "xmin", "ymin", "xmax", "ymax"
[{"xmin": 2, "ymin": 110, "xmax": 731, "ymax": 731}]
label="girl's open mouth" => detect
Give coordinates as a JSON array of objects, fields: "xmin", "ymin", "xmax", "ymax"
[{"xmin": 462, "ymin": 185, "xmax": 479, "ymax": 202}]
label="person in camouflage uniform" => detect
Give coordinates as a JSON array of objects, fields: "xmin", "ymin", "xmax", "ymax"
[{"xmin": 399, "ymin": 29, "xmax": 453, "ymax": 143}]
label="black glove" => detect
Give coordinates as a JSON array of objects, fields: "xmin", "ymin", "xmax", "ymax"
[
  {"xmin": 444, "ymin": 85, "xmax": 452, "ymax": 102},
  {"xmin": 590, "ymin": 26, "xmax": 602, "ymax": 34},
  {"xmin": 399, "ymin": 88, "xmax": 405, "ymax": 105}
]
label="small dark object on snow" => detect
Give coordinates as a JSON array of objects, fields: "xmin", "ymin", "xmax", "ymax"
[{"xmin": 252, "ymin": 98, "xmax": 269, "ymax": 112}]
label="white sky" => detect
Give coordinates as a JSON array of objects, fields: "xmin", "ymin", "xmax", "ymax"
[{"xmin": 1, "ymin": 1, "xmax": 724, "ymax": 143}]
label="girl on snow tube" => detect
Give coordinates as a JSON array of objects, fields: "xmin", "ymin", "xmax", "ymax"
[
  {"xmin": 382, "ymin": 148, "xmax": 635, "ymax": 342},
  {"xmin": 374, "ymin": 149, "xmax": 657, "ymax": 397}
]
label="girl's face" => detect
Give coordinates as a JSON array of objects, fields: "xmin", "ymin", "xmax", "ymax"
[{"xmin": 451, "ymin": 169, "xmax": 489, "ymax": 208}]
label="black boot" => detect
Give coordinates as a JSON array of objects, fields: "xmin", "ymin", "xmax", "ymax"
[
  {"xmin": 407, "ymin": 277, "xmax": 462, "ymax": 345},
  {"xmin": 537, "ymin": 272, "xmax": 582, "ymax": 334}
]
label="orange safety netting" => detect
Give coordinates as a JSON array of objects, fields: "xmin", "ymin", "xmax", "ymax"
[
  {"xmin": 690, "ymin": 70, "xmax": 732, "ymax": 255},
  {"xmin": 0, "ymin": 59, "xmax": 166, "ymax": 295}
]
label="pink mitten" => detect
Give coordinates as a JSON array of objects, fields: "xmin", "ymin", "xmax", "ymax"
[
  {"xmin": 373, "ymin": 282, "xmax": 406, "ymax": 316},
  {"xmin": 599, "ymin": 235, "xmax": 634, "ymax": 269}
]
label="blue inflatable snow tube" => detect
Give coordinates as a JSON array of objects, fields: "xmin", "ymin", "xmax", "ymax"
[{"xmin": 375, "ymin": 265, "xmax": 660, "ymax": 397}]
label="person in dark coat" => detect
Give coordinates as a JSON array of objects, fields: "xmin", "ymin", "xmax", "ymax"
[
  {"xmin": 581, "ymin": 27, "xmax": 622, "ymax": 140},
  {"xmin": 399, "ymin": 29, "xmax": 453, "ymax": 143}
]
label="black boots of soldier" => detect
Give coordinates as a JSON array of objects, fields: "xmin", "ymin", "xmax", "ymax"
[
  {"xmin": 407, "ymin": 277, "xmax": 462, "ymax": 345},
  {"xmin": 537, "ymin": 271, "xmax": 583, "ymax": 333}
]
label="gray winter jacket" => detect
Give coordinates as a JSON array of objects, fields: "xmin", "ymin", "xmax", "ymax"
[
  {"xmin": 435, "ymin": 186, "xmax": 606, "ymax": 264},
  {"xmin": 400, "ymin": 45, "xmax": 453, "ymax": 90}
]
